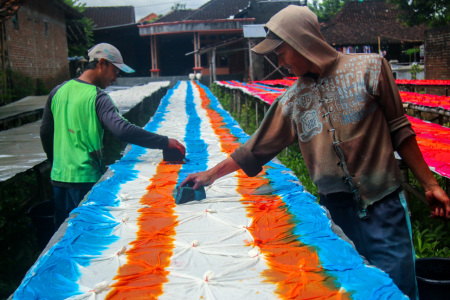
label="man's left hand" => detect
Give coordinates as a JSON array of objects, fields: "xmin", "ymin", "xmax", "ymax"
[
  {"xmin": 426, "ymin": 186, "xmax": 450, "ymax": 219},
  {"xmin": 167, "ymin": 138, "xmax": 186, "ymax": 156}
]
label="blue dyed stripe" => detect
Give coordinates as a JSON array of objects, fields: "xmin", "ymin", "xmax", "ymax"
[{"xmin": 177, "ymin": 81, "xmax": 209, "ymax": 185}]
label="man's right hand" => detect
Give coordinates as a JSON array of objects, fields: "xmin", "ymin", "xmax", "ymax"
[
  {"xmin": 180, "ymin": 171, "xmax": 215, "ymax": 190},
  {"xmin": 179, "ymin": 157, "xmax": 241, "ymax": 191}
]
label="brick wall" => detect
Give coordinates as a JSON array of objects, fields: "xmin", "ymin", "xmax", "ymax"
[
  {"xmin": 424, "ymin": 25, "xmax": 450, "ymax": 96},
  {"xmin": 5, "ymin": 0, "xmax": 69, "ymax": 90}
]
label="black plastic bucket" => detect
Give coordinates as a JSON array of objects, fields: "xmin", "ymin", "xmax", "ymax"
[
  {"xmin": 416, "ymin": 257, "xmax": 450, "ymax": 300},
  {"xmin": 27, "ymin": 200, "xmax": 55, "ymax": 250}
]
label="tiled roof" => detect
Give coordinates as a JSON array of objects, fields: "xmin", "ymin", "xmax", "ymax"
[
  {"xmin": 185, "ymin": 0, "xmax": 251, "ymax": 20},
  {"xmin": 321, "ymin": 1, "xmax": 427, "ymax": 45},
  {"xmin": 156, "ymin": 10, "xmax": 195, "ymax": 23},
  {"xmin": 84, "ymin": 6, "xmax": 135, "ymax": 29},
  {"xmin": 0, "ymin": 0, "xmax": 22, "ymax": 20},
  {"xmin": 153, "ymin": 0, "xmax": 251, "ymax": 23},
  {"xmin": 138, "ymin": 13, "xmax": 158, "ymax": 23}
]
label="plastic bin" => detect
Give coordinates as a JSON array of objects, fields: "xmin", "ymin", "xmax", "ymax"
[{"xmin": 416, "ymin": 257, "xmax": 450, "ymax": 300}]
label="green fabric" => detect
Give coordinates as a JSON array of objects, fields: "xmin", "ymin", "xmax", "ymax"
[{"xmin": 51, "ymin": 80, "xmax": 104, "ymax": 183}]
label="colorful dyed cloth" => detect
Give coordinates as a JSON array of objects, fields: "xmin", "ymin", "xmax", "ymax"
[
  {"xmin": 14, "ymin": 81, "xmax": 406, "ymax": 299},
  {"xmin": 395, "ymin": 79, "xmax": 450, "ymax": 86},
  {"xmin": 400, "ymin": 91, "xmax": 450, "ymax": 111},
  {"xmin": 216, "ymin": 81, "xmax": 284, "ymax": 105},
  {"xmin": 253, "ymin": 79, "xmax": 297, "ymax": 88},
  {"xmin": 408, "ymin": 116, "xmax": 450, "ymax": 179}
]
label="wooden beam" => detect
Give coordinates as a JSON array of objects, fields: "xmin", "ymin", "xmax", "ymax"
[{"xmin": 261, "ymin": 55, "xmax": 288, "ymax": 80}]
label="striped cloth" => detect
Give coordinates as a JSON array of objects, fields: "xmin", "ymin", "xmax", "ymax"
[{"xmin": 14, "ymin": 81, "xmax": 406, "ymax": 299}]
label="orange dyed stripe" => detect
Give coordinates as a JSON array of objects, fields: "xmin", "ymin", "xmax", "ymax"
[
  {"xmin": 106, "ymin": 162, "xmax": 181, "ymax": 299},
  {"xmin": 193, "ymin": 82, "xmax": 349, "ymax": 299}
]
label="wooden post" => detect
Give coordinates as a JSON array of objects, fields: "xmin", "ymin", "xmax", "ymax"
[
  {"xmin": 212, "ymin": 48, "xmax": 216, "ymax": 82},
  {"xmin": 230, "ymin": 90, "xmax": 234, "ymax": 113},
  {"xmin": 234, "ymin": 90, "xmax": 238, "ymax": 114},
  {"xmin": 414, "ymin": 109, "xmax": 421, "ymax": 119},
  {"xmin": 244, "ymin": 42, "xmax": 249, "ymax": 83},
  {"xmin": 255, "ymin": 99, "xmax": 259, "ymax": 127},
  {"xmin": 248, "ymin": 40, "xmax": 254, "ymax": 82},
  {"xmin": 150, "ymin": 35, "xmax": 160, "ymax": 77},
  {"xmin": 208, "ymin": 52, "xmax": 212, "ymax": 85},
  {"xmin": 245, "ymin": 96, "xmax": 249, "ymax": 128},
  {"xmin": 238, "ymin": 92, "xmax": 241, "ymax": 121},
  {"xmin": 378, "ymin": 36, "xmax": 381, "ymax": 55}
]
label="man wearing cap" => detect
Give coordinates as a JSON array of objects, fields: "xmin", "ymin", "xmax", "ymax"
[
  {"xmin": 181, "ymin": 5, "xmax": 449, "ymax": 299},
  {"xmin": 41, "ymin": 43, "xmax": 185, "ymax": 230}
]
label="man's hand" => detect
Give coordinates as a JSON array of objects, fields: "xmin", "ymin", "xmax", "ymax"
[
  {"xmin": 180, "ymin": 171, "xmax": 214, "ymax": 190},
  {"xmin": 167, "ymin": 138, "xmax": 186, "ymax": 156},
  {"xmin": 425, "ymin": 185, "xmax": 450, "ymax": 219},
  {"xmin": 179, "ymin": 157, "xmax": 241, "ymax": 191},
  {"xmin": 397, "ymin": 136, "xmax": 450, "ymax": 220}
]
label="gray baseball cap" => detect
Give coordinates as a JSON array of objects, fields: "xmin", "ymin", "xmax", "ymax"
[
  {"xmin": 251, "ymin": 30, "xmax": 284, "ymax": 55},
  {"xmin": 88, "ymin": 43, "xmax": 135, "ymax": 73}
]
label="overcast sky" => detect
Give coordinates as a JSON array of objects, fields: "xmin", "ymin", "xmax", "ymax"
[{"xmin": 78, "ymin": 0, "xmax": 211, "ymax": 21}]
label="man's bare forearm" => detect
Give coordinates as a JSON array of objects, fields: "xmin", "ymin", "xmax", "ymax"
[
  {"xmin": 396, "ymin": 136, "xmax": 438, "ymax": 191},
  {"xmin": 208, "ymin": 157, "xmax": 241, "ymax": 181}
]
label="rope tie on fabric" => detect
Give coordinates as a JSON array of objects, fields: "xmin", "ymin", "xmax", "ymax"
[
  {"xmin": 203, "ymin": 271, "xmax": 214, "ymax": 282},
  {"xmin": 116, "ymin": 245, "xmax": 127, "ymax": 256},
  {"xmin": 89, "ymin": 281, "xmax": 109, "ymax": 294},
  {"xmin": 248, "ymin": 247, "xmax": 261, "ymax": 258}
]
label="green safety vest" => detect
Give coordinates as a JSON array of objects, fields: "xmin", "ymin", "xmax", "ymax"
[{"xmin": 50, "ymin": 80, "xmax": 104, "ymax": 183}]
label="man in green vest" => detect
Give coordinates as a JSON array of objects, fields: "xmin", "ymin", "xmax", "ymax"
[{"xmin": 40, "ymin": 43, "xmax": 185, "ymax": 230}]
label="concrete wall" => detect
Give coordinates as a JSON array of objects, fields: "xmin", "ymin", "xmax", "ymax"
[
  {"xmin": 424, "ymin": 25, "xmax": 450, "ymax": 95},
  {"xmin": 5, "ymin": 0, "xmax": 70, "ymax": 89},
  {"xmin": 390, "ymin": 63, "xmax": 425, "ymax": 80}
]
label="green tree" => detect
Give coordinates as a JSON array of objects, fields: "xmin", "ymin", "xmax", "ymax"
[
  {"xmin": 388, "ymin": 0, "xmax": 449, "ymax": 28},
  {"xmin": 171, "ymin": 3, "xmax": 187, "ymax": 11},
  {"xmin": 308, "ymin": 0, "xmax": 350, "ymax": 23},
  {"xmin": 63, "ymin": 0, "xmax": 94, "ymax": 57}
]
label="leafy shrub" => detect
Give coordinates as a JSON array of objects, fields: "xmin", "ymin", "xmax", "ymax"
[
  {"xmin": 36, "ymin": 79, "xmax": 49, "ymax": 96},
  {"xmin": 0, "ymin": 172, "xmax": 41, "ymax": 298},
  {"xmin": 10, "ymin": 70, "xmax": 35, "ymax": 100},
  {"xmin": 408, "ymin": 171, "xmax": 450, "ymax": 258}
]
